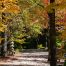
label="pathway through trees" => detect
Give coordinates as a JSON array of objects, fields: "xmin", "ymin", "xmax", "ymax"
[
  {"xmin": 0, "ymin": 49, "xmax": 64, "ymax": 66},
  {"xmin": 0, "ymin": 50, "xmax": 49, "ymax": 66}
]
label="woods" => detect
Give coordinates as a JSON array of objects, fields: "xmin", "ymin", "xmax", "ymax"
[{"xmin": 0, "ymin": 0, "xmax": 66, "ymax": 66}]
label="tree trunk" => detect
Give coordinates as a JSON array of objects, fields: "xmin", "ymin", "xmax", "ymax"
[
  {"xmin": 48, "ymin": 0, "xmax": 57, "ymax": 66},
  {"xmin": 1, "ymin": 3, "xmax": 8, "ymax": 57},
  {"xmin": 3, "ymin": 29, "xmax": 8, "ymax": 57}
]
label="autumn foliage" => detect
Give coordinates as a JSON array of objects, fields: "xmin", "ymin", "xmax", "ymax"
[
  {"xmin": 0, "ymin": 0, "xmax": 66, "ymax": 48},
  {"xmin": 0, "ymin": 0, "xmax": 20, "ymax": 43}
]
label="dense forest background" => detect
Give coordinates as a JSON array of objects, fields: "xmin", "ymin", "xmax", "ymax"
[{"xmin": 0, "ymin": 0, "xmax": 66, "ymax": 55}]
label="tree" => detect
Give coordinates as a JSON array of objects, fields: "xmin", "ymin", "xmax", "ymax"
[
  {"xmin": 55, "ymin": 0, "xmax": 66, "ymax": 49},
  {"xmin": 17, "ymin": 0, "xmax": 49, "ymax": 49},
  {"xmin": 0, "ymin": 0, "xmax": 20, "ymax": 57},
  {"xmin": 48, "ymin": 0, "xmax": 57, "ymax": 66},
  {"xmin": 43, "ymin": 0, "xmax": 57, "ymax": 66}
]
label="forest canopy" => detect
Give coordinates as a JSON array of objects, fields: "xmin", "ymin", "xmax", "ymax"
[{"xmin": 0, "ymin": 0, "xmax": 66, "ymax": 49}]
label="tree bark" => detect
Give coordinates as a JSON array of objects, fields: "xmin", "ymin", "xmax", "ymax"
[
  {"xmin": 3, "ymin": 29, "xmax": 8, "ymax": 57},
  {"xmin": 48, "ymin": 0, "xmax": 57, "ymax": 66},
  {"xmin": 1, "ymin": 2, "xmax": 8, "ymax": 57}
]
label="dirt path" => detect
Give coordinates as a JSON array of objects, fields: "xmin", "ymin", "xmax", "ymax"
[{"xmin": 0, "ymin": 52, "xmax": 50, "ymax": 66}]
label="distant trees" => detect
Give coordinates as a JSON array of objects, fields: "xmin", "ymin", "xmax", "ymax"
[{"xmin": 16, "ymin": 0, "xmax": 49, "ymax": 49}]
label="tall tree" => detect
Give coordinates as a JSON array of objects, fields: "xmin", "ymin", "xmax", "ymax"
[
  {"xmin": 48, "ymin": 0, "xmax": 57, "ymax": 66},
  {"xmin": 42, "ymin": 0, "xmax": 57, "ymax": 65}
]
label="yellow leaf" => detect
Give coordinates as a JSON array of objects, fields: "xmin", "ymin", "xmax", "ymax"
[
  {"xmin": 0, "ymin": 0, "xmax": 18, "ymax": 3},
  {"xmin": 4, "ymin": 4, "xmax": 20, "ymax": 14},
  {"xmin": 0, "ymin": 23, "xmax": 7, "ymax": 32}
]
